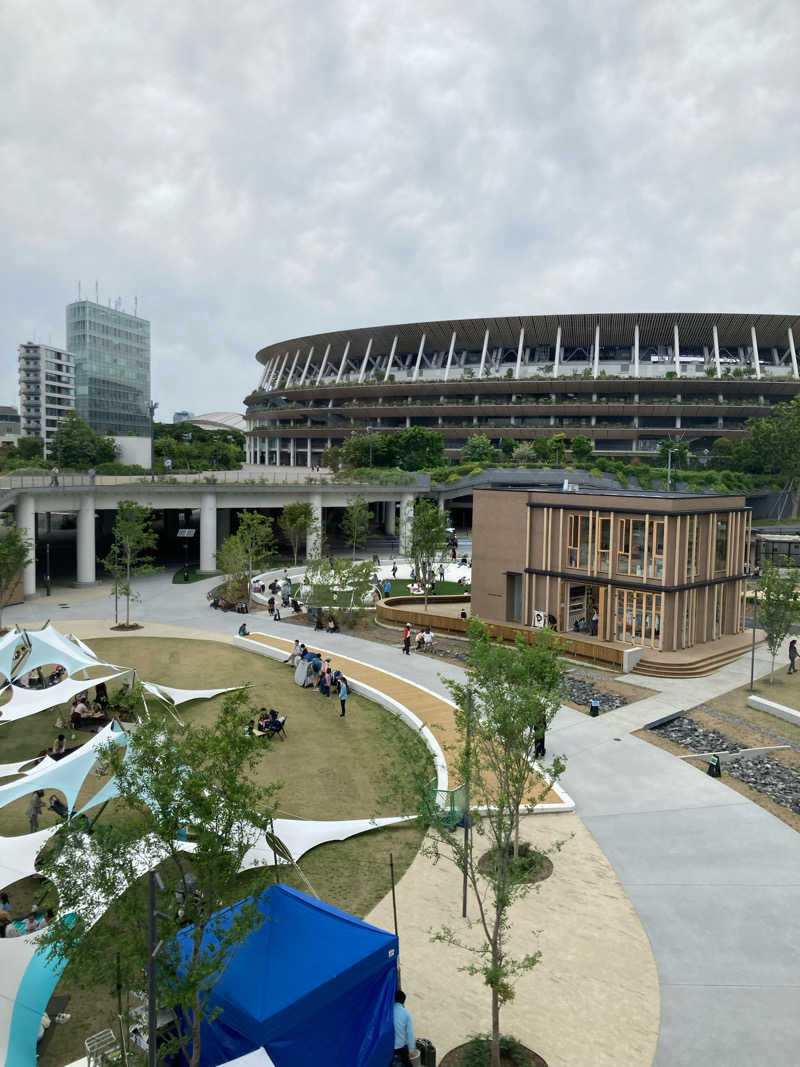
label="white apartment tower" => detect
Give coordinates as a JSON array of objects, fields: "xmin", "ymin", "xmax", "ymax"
[{"xmin": 18, "ymin": 343, "xmax": 76, "ymax": 451}]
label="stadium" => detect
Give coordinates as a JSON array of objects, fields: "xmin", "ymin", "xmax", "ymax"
[{"xmin": 244, "ymin": 312, "xmax": 800, "ymax": 466}]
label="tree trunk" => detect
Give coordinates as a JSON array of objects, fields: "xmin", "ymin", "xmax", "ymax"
[
  {"xmin": 770, "ymin": 652, "xmax": 776, "ymax": 684},
  {"xmin": 513, "ymin": 816, "xmax": 520, "ymax": 858},
  {"xmin": 490, "ymin": 984, "xmax": 501, "ymax": 1067},
  {"xmin": 125, "ymin": 558, "xmax": 131, "ymax": 626}
]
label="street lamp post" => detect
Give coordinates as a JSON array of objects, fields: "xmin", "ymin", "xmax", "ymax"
[
  {"xmin": 666, "ymin": 446, "xmax": 677, "ymax": 491},
  {"xmin": 149, "ymin": 401, "xmax": 159, "ymax": 483}
]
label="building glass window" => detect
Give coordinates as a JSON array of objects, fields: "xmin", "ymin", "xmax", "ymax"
[
  {"xmin": 598, "ymin": 517, "xmax": 611, "ymax": 573},
  {"xmin": 567, "ymin": 515, "xmax": 592, "ymax": 568},
  {"xmin": 647, "ymin": 519, "xmax": 665, "ymax": 579},
  {"xmin": 715, "ymin": 518, "xmax": 729, "ymax": 575},
  {"xmin": 614, "ymin": 589, "xmax": 662, "ymax": 648},
  {"xmin": 617, "ymin": 518, "xmax": 631, "ymax": 573},
  {"xmin": 617, "ymin": 518, "xmax": 645, "ymax": 576},
  {"xmin": 506, "ymin": 572, "xmax": 523, "ymax": 622}
]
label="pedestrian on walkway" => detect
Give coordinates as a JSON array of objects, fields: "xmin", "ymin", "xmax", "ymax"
[
  {"xmin": 27, "ymin": 791, "xmax": 44, "ymax": 833},
  {"xmin": 393, "ymin": 990, "xmax": 415, "ymax": 1065},
  {"xmin": 49, "ymin": 467, "xmax": 59, "ymax": 488},
  {"xmin": 338, "ymin": 676, "xmax": 348, "ymax": 717},
  {"xmin": 789, "ymin": 638, "xmax": 798, "ymax": 674},
  {"xmin": 391, "ymin": 559, "xmax": 398, "ymax": 579},
  {"xmin": 402, "ymin": 623, "xmax": 411, "ymax": 655}
]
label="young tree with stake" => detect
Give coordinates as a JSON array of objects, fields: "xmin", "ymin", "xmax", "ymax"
[
  {"xmin": 278, "ymin": 501, "xmax": 316, "ymax": 564},
  {"xmin": 102, "ymin": 501, "xmax": 157, "ymax": 627},
  {"xmin": 405, "ymin": 497, "xmax": 451, "ymax": 608},
  {"xmin": 0, "ymin": 518, "xmax": 33, "ymax": 630},
  {"xmin": 340, "ymin": 495, "xmax": 370, "ymax": 557}
]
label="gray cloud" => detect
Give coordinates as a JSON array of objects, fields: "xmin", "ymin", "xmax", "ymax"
[{"xmin": 1, "ymin": 0, "xmax": 797, "ymax": 418}]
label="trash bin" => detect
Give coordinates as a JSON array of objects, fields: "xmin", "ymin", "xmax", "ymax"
[{"xmin": 589, "ymin": 698, "xmax": 600, "ymax": 717}]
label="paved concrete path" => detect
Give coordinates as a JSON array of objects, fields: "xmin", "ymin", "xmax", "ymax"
[{"xmin": 7, "ymin": 571, "xmax": 800, "ymax": 1066}]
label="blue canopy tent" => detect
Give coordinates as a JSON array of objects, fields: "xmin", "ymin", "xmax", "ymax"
[{"xmin": 173, "ymin": 885, "xmax": 398, "ymax": 1067}]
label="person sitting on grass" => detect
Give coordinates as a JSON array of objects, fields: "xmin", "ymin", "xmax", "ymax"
[{"xmin": 265, "ymin": 709, "xmax": 284, "ymax": 734}]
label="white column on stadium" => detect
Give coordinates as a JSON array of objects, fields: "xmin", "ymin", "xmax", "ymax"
[
  {"xmin": 335, "ymin": 341, "xmax": 351, "ymax": 383},
  {"xmin": 553, "ymin": 325, "xmax": 561, "ymax": 376},
  {"xmin": 284, "ymin": 349, "xmax": 301, "ymax": 387},
  {"xmin": 315, "ymin": 343, "xmax": 331, "ymax": 385},
  {"xmin": 788, "ymin": 327, "xmax": 799, "ymax": 380},
  {"xmin": 592, "ymin": 323, "xmax": 600, "ymax": 378},
  {"xmin": 673, "ymin": 323, "xmax": 681, "ymax": 378},
  {"xmin": 478, "ymin": 329, "xmax": 490, "ymax": 378},
  {"xmin": 298, "ymin": 347, "xmax": 314, "ymax": 386},
  {"xmin": 383, "ymin": 335, "xmax": 399, "ymax": 382},
  {"xmin": 15, "ymin": 494, "xmax": 36, "ymax": 596},
  {"xmin": 275, "ymin": 352, "xmax": 289, "ymax": 388},
  {"xmin": 750, "ymin": 325, "xmax": 761, "ymax": 380},
  {"xmin": 712, "ymin": 324, "xmax": 722, "ymax": 377},
  {"xmin": 307, "ymin": 439, "xmax": 312, "ymax": 466},
  {"xmin": 444, "ymin": 331, "xmax": 456, "ymax": 382},
  {"xmin": 412, "ymin": 334, "xmax": 426, "ymax": 382},
  {"xmin": 633, "ymin": 323, "xmax": 640, "ymax": 376},
  {"xmin": 514, "ymin": 328, "xmax": 525, "ymax": 380},
  {"xmin": 259, "ymin": 359, "xmax": 273, "ymax": 390},
  {"xmin": 358, "ymin": 338, "xmax": 374, "ymax": 383}
]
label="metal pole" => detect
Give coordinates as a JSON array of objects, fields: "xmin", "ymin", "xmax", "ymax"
[
  {"xmin": 666, "ymin": 448, "xmax": 673, "ymax": 491},
  {"xmin": 45, "ymin": 542, "xmax": 51, "ymax": 596},
  {"xmin": 389, "ymin": 852, "xmax": 399, "ymax": 938},
  {"xmin": 750, "ymin": 573, "xmax": 759, "ymax": 691},
  {"xmin": 462, "ymin": 688, "xmax": 472, "ymax": 919},
  {"xmin": 147, "ymin": 871, "xmax": 157, "ymax": 1067}
]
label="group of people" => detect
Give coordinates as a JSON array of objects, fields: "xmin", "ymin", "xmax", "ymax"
[
  {"xmin": 247, "ymin": 708, "xmax": 285, "ymax": 737},
  {"xmin": 15, "ymin": 664, "xmax": 67, "ymax": 690},
  {"xmin": 0, "ymin": 909, "xmax": 54, "ymax": 938},
  {"xmin": 69, "ymin": 682, "xmax": 110, "ymax": 731},
  {"xmin": 401, "ymin": 624, "xmax": 435, "ymax": 655},
  {"xmin": 286, "ymin": 640, "xmax": 349, "ymax": 716}
]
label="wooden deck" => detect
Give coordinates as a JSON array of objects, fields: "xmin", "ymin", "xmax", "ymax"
[{"xmin": 243, "ymin": 632, "xmax": 566, "ymax": 809}]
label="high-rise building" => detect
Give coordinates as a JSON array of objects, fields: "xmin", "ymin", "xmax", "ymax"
[
  {"xmin": 18, "ymin": 343, "xmax": 75, "ymax": 451},
  {"xmin": 66, "ymin": 300, "xmax": 151, "ymax": 435}
]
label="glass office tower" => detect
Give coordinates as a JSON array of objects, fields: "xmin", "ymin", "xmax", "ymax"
[{"xmin": 66, "ymin": 300, "xmax": 151, "ymax": 435}]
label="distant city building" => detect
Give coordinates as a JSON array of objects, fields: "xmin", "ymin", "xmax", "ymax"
[
  {"xmin": 0, "ymin": 406, "xmax": 21, "ymax": 445},
  {"xmin": 173, "ymin": 410, "xmax": 194, "ymax": 423},
  {"xmin": 66, "ymin": 299, "xmax": 151, "ymax": 436},
  {"xmin": 17, "ymin": 343, "xmax": 75, "ymax": 450}
]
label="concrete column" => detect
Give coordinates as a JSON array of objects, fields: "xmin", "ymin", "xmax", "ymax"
[
  {"xmin": 384, "ymin": 500, "xmax": 396, "ymax": 535},
  {"xmin": 514, "ymin": 327, "xmax": 525, "ymax": 380},
  {"xmin": 216, "ymin": 507, "xmax": 231, "ymax": 547},
  {"xmin": 633, "ymin": 323, "xmax": 640, "ymax": 376},
  {"xmin": 788, "ymin": 327, "xmax": 799, "ymax": 380},
  {"xmin": 592, "ymin": 322, "xmax": 600, "ymax": 378},
  {"xmin": 398, "ymin": 493, "xmax": 415, "ymax": 554},
  {"xmin": 383, "ymin": 336, "xmax": 398, "ymax": 382},
  {"xmin": 438, "ymin": 497, "xmax": 446, "ymax": 512},
  {"xmin": 76, "ymin": 493, "xmax": 96, "ymax": 585},
  {"xmin": 306, "ymin": 493, "xmax": 323, "ymax": 558},
  {"xmin": 751, "ymin": 325, "xmax": 761, "ymax": 380},
  {"xmin": 478, "ymin": 329, "xmax": 490, "ymax": 378},
  {"xmin": 16, "ymin": 494, "xmax": 36, "ymax": 597},
  {"xmin": 713, "ymin": 324, "xmax": 722, "ymax": 377},
  {"xmin": 284, "ymin": 349, "xmax": 301, "ymax": 387},
  {"xmin": 199, "ymin": 492, "xmax": 217, "ymax": 572},
  {"xmin": 444, "ymin": 331, "xmax": 456, "ymax": 382}
]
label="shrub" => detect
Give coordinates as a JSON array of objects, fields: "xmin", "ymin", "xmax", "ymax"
[{"xmin": 460, "ymin": 1034, "xmax": 530, "ymax": 1067}]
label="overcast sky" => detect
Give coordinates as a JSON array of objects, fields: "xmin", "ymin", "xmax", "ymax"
[{"xmin": 2, "ymin": 0, "xmax": 798, "ymax": 420}]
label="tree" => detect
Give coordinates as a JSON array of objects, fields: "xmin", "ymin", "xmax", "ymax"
[
  {"xmin": 278, "ymin": 501, "xmax": 317, "ymax": 564},
  {"xmin": 461, "ymin": 434, "xmax": 497, "ymax": 465},
  {"xmin": 547, "ymin": 433, "xmax": 567, "ymax": 466},
  {"xmin": 758, "ymin": 559, "xmax": 800, "ymax": 682},
  {"xmin": 102, "ymin": 501, "xmax": 157, "ymax": 626},
  {"xmin": 38, "ymin": 692, "xmax": 281, "ymax": 1067},
  {"xmin": 304, "ymin": 556, "xmax": 375, "ymax": 615},
  {"xmin": 0, "ymin": 518, "xmax": 33, "ymax": 629},
  {"xmin": 154, "ymin": 422, "xmax": 244, "ymax": 473},
  {"xmin": 215, "ymin": 532, "xmax": 251, "ymax": 603},
  {"xmin": 741, "ymin": 396, "xmax": 800, "ymax": 511},
  {"xmin": 391, "ymin": 426, "xmax": 445, "ymax": 470},
  {"xmin": 340, "ymin": 495, "xmax": 370, "ymax": 557},
  {"xmin": 49, "ymin": 411, "xmax": 116, "ymax": 467},
  {"xmin": 405, "ymin": 498, "xmax": 450, "ymax": 608},
  {"xmin": 511, "ymin": 441, "xmax": 538, "ymax": 465},
  {"xmin": 16, "ymin": 437, "xmax": 44, "ymax": 463},
  {"xmin": 235, "ymin": 511, "xmax": 277, "ymax": 602},
  {"xmin": 340, "ymin": 431, "xmax": 393, "ymax": 469},
  {"xmin": 570, "ymin": 435, "xmax": 593, "ymax": 466},
  {"xmin": 432, "ymin": 620, "xmax": 566, "ymax": 1067},
  {"xmin": 658, "ymin": 438, "xmax": 689, "ymax": 469}
]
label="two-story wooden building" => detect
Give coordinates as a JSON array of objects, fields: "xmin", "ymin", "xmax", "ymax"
[{"xmin": 471, "ymin": 488, "xmax": 750, "ymax": 653}]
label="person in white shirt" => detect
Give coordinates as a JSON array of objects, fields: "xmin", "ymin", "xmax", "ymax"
[{"xmin": 393, "ymin": 989, "xmax": 415, "ymax": 1065}]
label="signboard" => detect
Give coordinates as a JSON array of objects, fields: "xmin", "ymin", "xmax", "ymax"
[
  {"xmin": 532, "ymin": 610, "xmax": 547, "ymax": 629},
  {"xmin": 177, "ymin": 529, "xmax": 196, "ymax": 538}
]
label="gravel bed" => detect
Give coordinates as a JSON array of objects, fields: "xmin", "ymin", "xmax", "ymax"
[
  {"xmin": 566, "ymin": 677, "xmax": 627, "ymax": 712},
  {"xmin": 691, "ymin": 702, "xmax": 800, "ymax": 753},
  {"xmin": 651, "ymin": 714, "xmax": 800, "ymax": 812},
  {"xmin": 651, "ymin": 715, "xmax": 741, "ymax": 753}
]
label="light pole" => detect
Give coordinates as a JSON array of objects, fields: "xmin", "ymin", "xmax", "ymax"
[
  {"xmin": 366, "ymin": 425, "xmax": 373, "ymax": 467},
  {"xmin": 666, "ymin": 446, "xmax": 678, "ymax": 491},
  {"xmin": 148, "ymin": 401, "xmax": 159, "ymax": 482},
  {"xmin": 749, "ymin": 566, "xmax": 761, "ymax": 691}
]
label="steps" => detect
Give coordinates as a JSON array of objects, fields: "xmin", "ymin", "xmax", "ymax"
[{"xmin": 635, "ymin": 637, "xmax": 765, "ymax": 678}]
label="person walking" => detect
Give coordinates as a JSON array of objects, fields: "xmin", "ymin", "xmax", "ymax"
[
  {"xmin": 383, "ymin": 579, "xmax": 392, "ymax": 598},
  {"xmin": 49, "ymin": 467, "xmax": 59, "ymax": 488},
  {"xmin": 338, "ymin": 676, "xmax": 348, "ymax": 717},
  {"xmin": 391, "ymin": 559, "xmax": 398, "ymax": 579},
  {"xmin": 438, "ymin": 564, "xmax": 445, "ymax": 582},
  {"xmin": 27, "ymin": 791, "xmax": 44, "ymax": 833},
  {"xmin": 393, "ymin": 989, "xmax": 415, "ymax": 1065},
  {"xmin": 590, "ymin": 608, "xmax": 598, "ymax": 636},
  {"xmin": 402, "ymin": 623, "xmax": 411, "ymax": 655},
  {"xmin": 788, "ymin": 638, "xmax": 798, "ymax": 674}
]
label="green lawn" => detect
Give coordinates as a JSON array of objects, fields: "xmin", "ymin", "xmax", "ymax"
[
  {"xmin": 3, "ymin": 637, "xmax": 430, "ymax": 1067},
  {"xmin": 383, "ymin": 579, "xmax": 469, "ymax": 596}
]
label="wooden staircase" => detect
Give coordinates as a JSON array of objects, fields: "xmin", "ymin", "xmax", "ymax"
[{"xmin": 635, "ymin": 631, "xmax": 766, "ymax": 678}]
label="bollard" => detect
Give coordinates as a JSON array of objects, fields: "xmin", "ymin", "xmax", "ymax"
[
  {"xmin": 589, "ymin": 699, "xmax": 600, "ymax": 717},
  {"xmin": 707, "ymin": 754, "xmax": 722, "ymax": 778}
]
